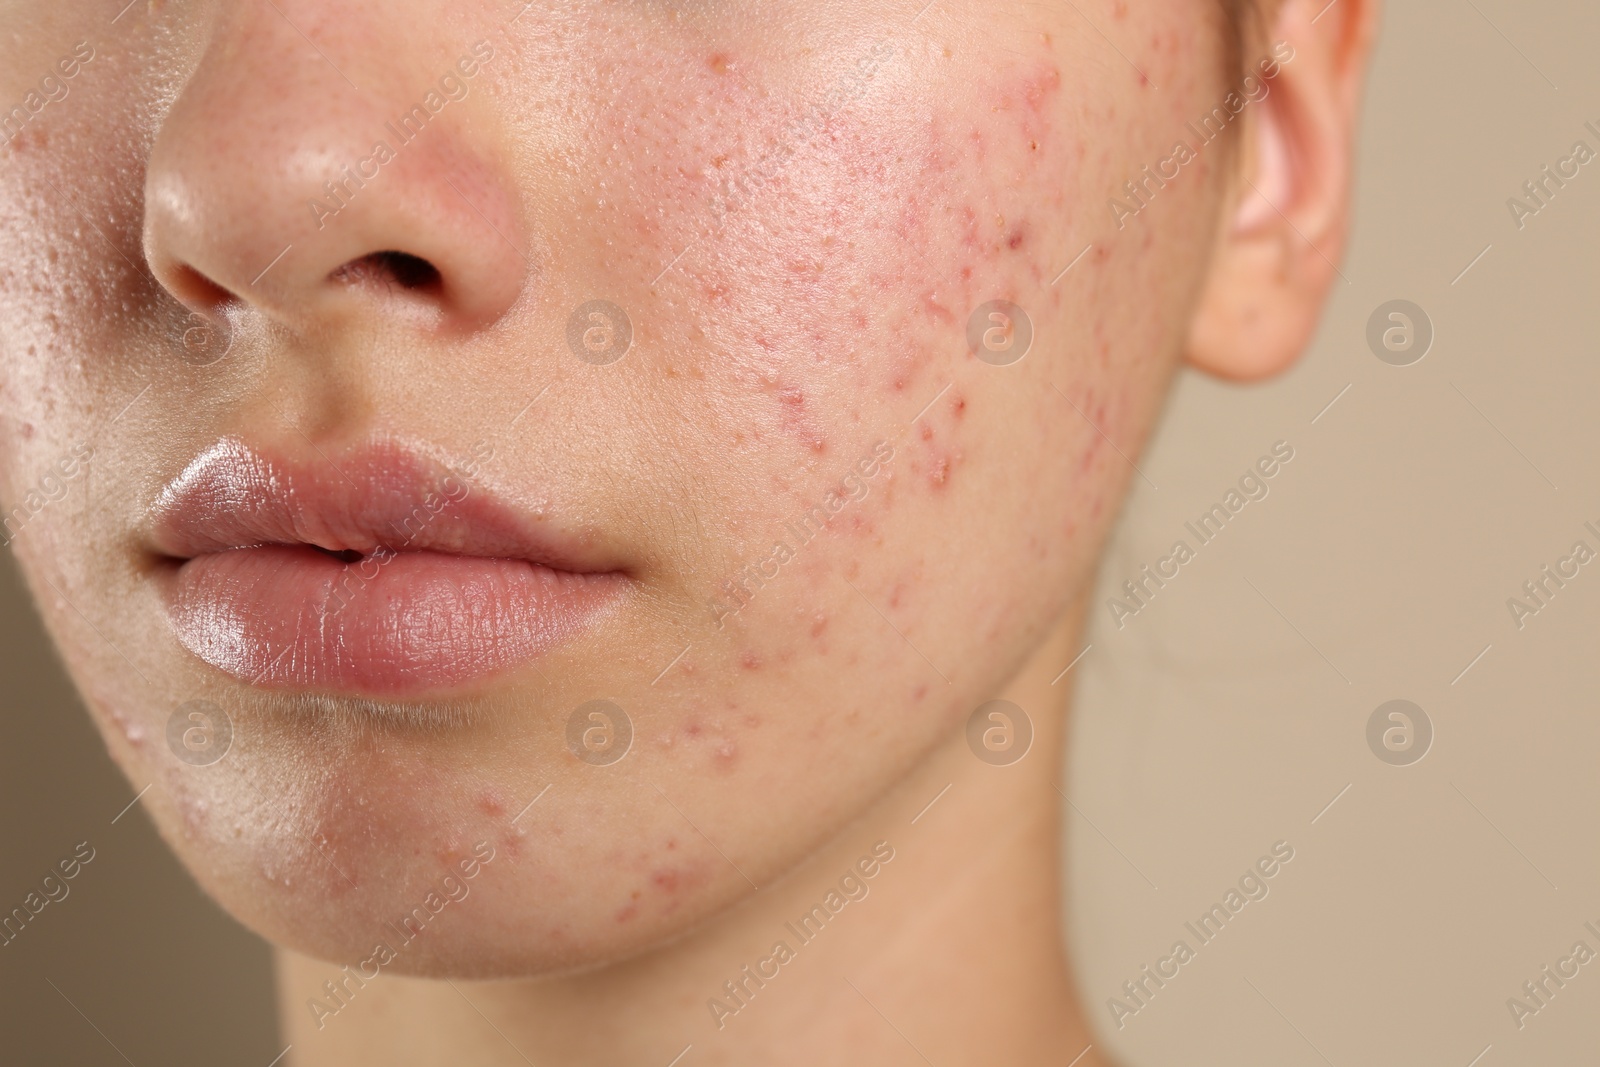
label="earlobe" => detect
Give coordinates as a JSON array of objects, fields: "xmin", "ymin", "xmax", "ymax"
[{"xmin": 1184, "ymin": 0, "xmax": 1380, "ymax": 382}]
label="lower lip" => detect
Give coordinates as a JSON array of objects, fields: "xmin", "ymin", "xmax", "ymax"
[{"xmin": 164, "ymin": 546, "xmax": 623, "ymax": 696}]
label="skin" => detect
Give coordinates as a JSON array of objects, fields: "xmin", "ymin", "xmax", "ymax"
[{"xmin": 0, "ymin": 0, "xmax": 1376, "ymax": 1063}]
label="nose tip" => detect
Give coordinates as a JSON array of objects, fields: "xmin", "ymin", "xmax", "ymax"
[{"xmin": 141, "ymin": 15, "xmax": 526, "ymax": 333}]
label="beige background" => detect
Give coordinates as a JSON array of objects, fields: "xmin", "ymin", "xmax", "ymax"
[
  {"xmin": 1074, "ymin": 1, "xmax": 1600, "ymax": 1064},
  {"xmin": 3, "ymin": 0, "xmax": 1597, "ymax": 1063}
]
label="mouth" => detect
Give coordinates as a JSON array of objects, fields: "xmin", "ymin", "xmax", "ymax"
[{"xmin": 149, "ymin": 437, "xmax": 629, "ymax": 697}]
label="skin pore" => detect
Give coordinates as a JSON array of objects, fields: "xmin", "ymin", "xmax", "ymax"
[{"xmin": 0, "ymin": 0, "xmax": 1375, "ymax": 1064}]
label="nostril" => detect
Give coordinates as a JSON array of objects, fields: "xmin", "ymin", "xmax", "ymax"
[
  {"xmin": 169, "ymin": 263, "xmax": 238, "ymax": 312},
  {"xmin": 381, "ymin": 252, "xmax": 441, "ymax": 290},
  {"xmin": 330, "ymin": 251, "xmax": 443, "ymax": 295}
]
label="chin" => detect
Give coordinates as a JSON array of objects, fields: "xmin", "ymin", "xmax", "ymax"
[{"xmin": 115, "ymin": 683, "xmax": 777, "ymax": 982}]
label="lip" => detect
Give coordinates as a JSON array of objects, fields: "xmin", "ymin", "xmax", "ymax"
[{"xmin": 150, "ymin": 437, "xmax": 627, "ymax": 697}]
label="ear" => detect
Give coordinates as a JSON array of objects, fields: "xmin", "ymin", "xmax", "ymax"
[{"xmin": 1184, "ymin": 0, "xmax": 1381, "ymax": 381}]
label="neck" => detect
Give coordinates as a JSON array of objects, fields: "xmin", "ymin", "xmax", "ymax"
[{"xmin": 278, "ymin": 607, "xmax": 1110, "ymax": 1067}]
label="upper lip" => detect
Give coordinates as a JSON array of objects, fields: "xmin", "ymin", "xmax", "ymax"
[{"xmin": 150, "ymin": 436, "xmax": 617, "ymax": 573}]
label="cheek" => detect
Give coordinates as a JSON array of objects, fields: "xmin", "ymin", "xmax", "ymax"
[
  {"xmin": 586, "ymin": 45, "xmax": 1080, "ymax": 454},
  {"xmin": 561, "ymin": 44, "xmax": 1139, "ymax": 714}
]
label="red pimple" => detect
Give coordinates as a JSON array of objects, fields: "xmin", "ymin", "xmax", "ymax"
[
  {"xmin": 708, "ymin": 53, "xmax": 732, "ymax": 75},
  {"xmin": 1023, "ymin": 66, "xmax": 1063, "ymax": 111},
  {"xmin": 739, "ymin": 650, "xmax": 761, "ymax": 670},
  {"xmin": 1079, "ymin": 438, "xmax": 1101, "ymax": 474},
  {"xmin": 106, "ymin": 704, "xmax": 147, "ymax": 750}
]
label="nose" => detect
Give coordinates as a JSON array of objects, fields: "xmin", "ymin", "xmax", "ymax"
[{"xmin": 142, "ymin": 4, "xmax": 526, "ymax": 333}]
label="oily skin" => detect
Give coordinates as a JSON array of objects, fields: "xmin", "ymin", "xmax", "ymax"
[{"xmin": 0, "ymin": 0, "xmax": 1375, "ymax": 1062}]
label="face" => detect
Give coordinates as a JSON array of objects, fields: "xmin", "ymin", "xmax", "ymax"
[{"xmin": 0, "ymin": 0, "xmax": 1236, "ymax": 975}]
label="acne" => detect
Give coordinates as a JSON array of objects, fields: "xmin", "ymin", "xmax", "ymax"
[
  {"xmin": 172, "ymin": 777, "xmax": 209, "ymax": 839},
  {"xmin": 105, "ymin": 702, "xmax": 147, "ymax": 750},
  {"xmin": 775, "ymin": 383, "xmax": 826, "ymax": 453},
  {"xmin": 615, "ymin": 850, "xmax": 713, "ymax": 922},
  {"xmin": 617, "ymin": 43, "xmax": 1071, "ymax": 445},
  {"xmin": 656, "ymin": 712, "xmax": 747, "ymax": 775},
  {"xmin": 921, "ymin": 292, "xmax": 957, "ymax": 326}
]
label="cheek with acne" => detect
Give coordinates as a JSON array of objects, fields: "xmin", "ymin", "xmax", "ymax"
[{"xmin": 587, "ymin": 47, "xmax": 1076, "ymax": 470}]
